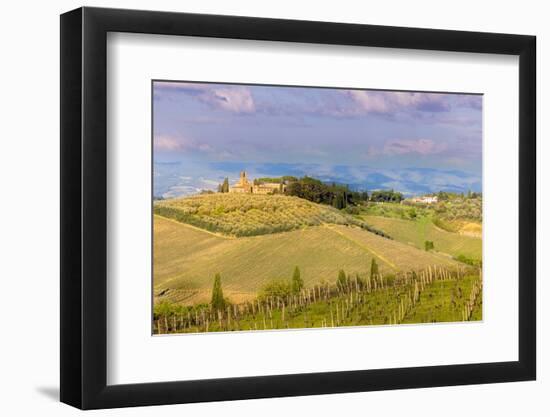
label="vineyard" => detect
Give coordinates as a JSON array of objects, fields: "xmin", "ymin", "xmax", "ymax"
[
  {"xmin": 153, "ymin": 193, "xmax": 483, "ymax": 332},
  {"xmin": 154, "ymin": 265, "xmax": 482, "ymax": 334},
  {"xmin": 154, "ymin": 216, "xmax": 463, "ymax": 306},
  {"xmin": 154, "ymin": 193, "xmax": 388, "ymax": 237}
]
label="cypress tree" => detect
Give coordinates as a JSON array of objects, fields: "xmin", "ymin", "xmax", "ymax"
[
  {"xmin": 211, "ymin": 273, "xmax": 225, "ymax": 311},
  {"xmin": 370, "ymin": 258, "xmax": 379, "ymax": 280},
  {"xmin": 222, "ymin": 177, "xmax": 229, "ymax": 193},
  {"xmin": 291, "ymin": 266, "xmax": 304, "ymax": 294},
  {"xmin": 337, "ymin": 269, "xmax": 347, "ymax": 291}
]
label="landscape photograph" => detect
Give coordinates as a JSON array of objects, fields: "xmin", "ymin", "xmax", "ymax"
[{"xmin": 152, "ymin": 80, "xmax": 483, "ymax": 334}]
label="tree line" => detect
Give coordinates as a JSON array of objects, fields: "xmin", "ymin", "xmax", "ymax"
[
  {"xmin": 369, "ymin": 189, "xmax": 404, "ymax": 203},
  {"xmin": 284, "ymin": 176, "xmax": 369, "ymax": 209},
  {"xmin": 215, "ymin": 174, "xmax": 408, "ymax": 208},
  {"xmin": 435, "ymin": 190, "xmax": 482, "ymax": 201},
  {"xmin": 272, "ymin": 176, "xmax": 404, "ymax": 207}
]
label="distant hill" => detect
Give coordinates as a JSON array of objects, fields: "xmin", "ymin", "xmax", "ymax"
[
  {"xmin": 155, "ymin": 162, "xmax": 481, "ymax": 199},
  {"xmin": 154, "ymin": 193, "xmax": 387, "ymax": 238}
]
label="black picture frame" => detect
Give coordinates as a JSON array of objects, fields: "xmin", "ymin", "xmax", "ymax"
[{"xmin": 60, "ymin": 6, "xmax": 536, "ymax": 410}]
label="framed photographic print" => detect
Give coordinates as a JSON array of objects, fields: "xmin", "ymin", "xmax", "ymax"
[{"xmin": 60, "ymin": 7, "xmax": 536, "ymax": 410}]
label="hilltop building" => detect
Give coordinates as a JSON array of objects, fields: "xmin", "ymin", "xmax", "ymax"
[
  {"xmin": 229, "ymin": 171, "xmax": 285, "ymax": 194},
  {"xmin": 409, "ymin": 195, "xmax": 439, "ymax": 204}
]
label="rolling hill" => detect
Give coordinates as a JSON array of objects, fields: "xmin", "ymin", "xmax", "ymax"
[
  {"xmin": 154, "ymin": 193, "xmax": 387, "ymax": 237},
  {"xmin": 154, "ymin": 213, "xmax": 463, "ymax": 306},
  {"xmin": 361, "ymin": 215, "xmax": 482, "ymax": 262}
]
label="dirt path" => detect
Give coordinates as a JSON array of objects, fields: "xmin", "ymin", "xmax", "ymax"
[
  {"xmin": 322, "ymin": 223, "xmax": 398, "ymax": 271},
  {"xmin": 154, "ymin": 214, "xmax": 236, "ymax": 239}
]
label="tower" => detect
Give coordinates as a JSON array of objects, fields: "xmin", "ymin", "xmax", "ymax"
[{"xmin": 238, "ymin": 171, "xmax": 250, "ymax": 188}]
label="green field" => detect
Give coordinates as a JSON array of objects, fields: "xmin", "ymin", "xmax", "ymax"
[
  {"xmin": 361, "ymin": 215, "xmax": 482, "ymax": 262},
  {"xmin": 361, "ymin": 201, "xmax": 431, "ymax": 220}
]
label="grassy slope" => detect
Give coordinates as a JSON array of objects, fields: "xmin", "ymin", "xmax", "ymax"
[
  {"xmin": 362, "ymin": 215, "xmax": 482, "ymax": 261},
  {"xmin": 154, "ymin": 215, "xmax": 462, "ymax": 306}
]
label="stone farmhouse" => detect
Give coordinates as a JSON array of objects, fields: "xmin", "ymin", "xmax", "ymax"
[
  {"xmin": 409, "ymin": 195, "xmax": 439, "ymax": 204},
  {"xmin": 229, "ymin": 171, "xmax": 286, "ymax": 194}
]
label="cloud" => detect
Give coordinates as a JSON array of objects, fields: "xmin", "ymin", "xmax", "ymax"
[
  {"xmin": 154, "ymin": 82, "xmax": 255, "ymax": 114},
  {"xmin": 455, "ymin": 95, "xmax": 482, "ymax": 109},
  {"xmin": 204, "ymin": 86, "xmax": 255, "ymax": 113},
  {"xmin": 252, "ymin": 89, "xmax": 453, "ymax": 118},
  {"xmin": 381, "ymin": 139, "xmax": 446, "ymax": 156},
  {"xmin": 345, "ymin": 91, "xmax": 450, "ymax": 115},
  {"xmin": 153, "ymin": 134, "xmax": 213, "ymax": 153},
  {"xmin": 154, "ymin": 135, "xmax": 184, "ymax": 151},
  {"xmin": 346, "ymin": 91, "xmax": 393, "ymax": 113}
]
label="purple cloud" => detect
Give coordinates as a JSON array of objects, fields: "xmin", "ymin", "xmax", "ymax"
[
  {"xmin": 154, "ymin": 82, "xmax": 255, "ymax": 114},
  {"xmin": 201, "ymin": 86, "xmax": 255, "ymax": 113},
  {"xmin": 154, "ymin": 134, "xmax": 213, "ymax": 153},
  {"xmin": 153, "ymin": 81, "xmax": 482, "ymax": 188},
  {"xmin": 455, "ymin": 95, "xmax": 483, "ymax": 110},
  {"xmin": 154, "ymin": 135, "xmax": 184, "ymax": 151},
  {"xmin": 345, "ymin": 91, "xmax": 450, "ymax": 115}
]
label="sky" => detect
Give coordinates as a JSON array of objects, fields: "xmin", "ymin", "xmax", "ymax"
[{"xmin": 153, "ymin": 81, "xmax": 482, "ymax": 198}]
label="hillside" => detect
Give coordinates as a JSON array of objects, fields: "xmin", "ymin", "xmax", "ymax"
[
  {"xmin": 362, "ymin": 215, "xmax": 482, "ymax": 262},
  {"xmin": 155, "ymin": 273, "xmax": 482, "ymax": 333},
  {"xmin": 432, "ymin": 196, "xmax": 482, "ymax": 223},
  {"xmin": 361, "ymin": 197, "xmax": 482, "ymax": 224},
  {"xmin": 154, "ymin": 193, "xmax": 386, "ymax": 237},
  {"xmin": 154, "ymin": 215, "xmax": 464, "ymax": 306}
]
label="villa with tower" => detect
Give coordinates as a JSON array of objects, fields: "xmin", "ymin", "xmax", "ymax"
[{"xmin": 229, "ymin": 171, "xmax": 286, "ymax": 195}]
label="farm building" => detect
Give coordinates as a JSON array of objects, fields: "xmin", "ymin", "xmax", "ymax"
[
  {"xmin": 409, "ymin": 195, "xmax": 439, "ymax": 204},
  {"xmin": 229, "ymin": 171, "xmax": 285, "ymax": 194}
]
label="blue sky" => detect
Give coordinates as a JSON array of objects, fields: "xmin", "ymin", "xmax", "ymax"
[{"xmin": 153, "ymin": 81, "xmax": 482, "ymax": 198}]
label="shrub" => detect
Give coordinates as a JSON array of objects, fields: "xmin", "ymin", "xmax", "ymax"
[
  {"xmin": 259, "ymin": 279, "xmax": 292, "ymax": 300},
  {"xmin": 153, "ymin": 300, "xmax": 175, "ymax": 319},
  {"xmin": 454, "ymin": 254, "xmax": 481, "ymax": 267},
  {"xmin": 343, "ymin": 205, "xmax": 361, "ymax": 215}
]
